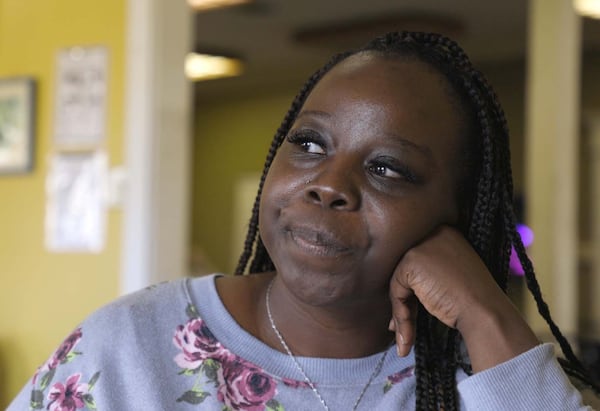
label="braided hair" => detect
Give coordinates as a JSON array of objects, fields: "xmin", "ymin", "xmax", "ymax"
[{"xmin": 234, "ymin": 31, "xmax": 599, "ymax": 410}]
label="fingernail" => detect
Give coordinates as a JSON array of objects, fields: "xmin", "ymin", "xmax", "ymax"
[
  {"xmin": 388, "ymin": 318, "xmax": 396, "ymax": 331},
  {"xmin": 396, "ymin": 333, "xmax": 406, "ymax": 356}
]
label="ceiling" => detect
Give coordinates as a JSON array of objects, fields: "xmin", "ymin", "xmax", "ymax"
[{"xmin": 193, "ymin": 0, "xmax": 600, "ymax": 102}]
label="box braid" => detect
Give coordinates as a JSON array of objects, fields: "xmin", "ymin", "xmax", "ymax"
[{"xmin": 235, "ymin": 31, "xmax": 599, "ymax": 409}]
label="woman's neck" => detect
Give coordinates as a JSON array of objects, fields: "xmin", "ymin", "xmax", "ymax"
[
  {"xmin": 216, "ymin": 273, "xmax": 394, "ymax": 359},
  {"xmin": 264, "ymin": 275, "xmax": 394, "ymax": 358}
]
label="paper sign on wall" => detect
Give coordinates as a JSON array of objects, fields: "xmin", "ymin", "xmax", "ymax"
[
  {"xmin": 45, "ymin": 151, "xmax": 108, "ymax": 253},
  {"xmin": 53, "ymin": 46, "xmax": 108, "ymax": 147}
]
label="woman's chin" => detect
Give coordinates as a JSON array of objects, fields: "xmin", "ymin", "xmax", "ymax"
[{"xmin": 275, "ymin": 268, "xmax": 380, "ymax": 308}]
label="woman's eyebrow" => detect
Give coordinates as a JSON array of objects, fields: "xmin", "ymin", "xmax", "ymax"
[
  {"xmin": 385, "ymin": 133, "xmax": 433, "ymax": 159},
  {"xmin": 296, "ymin": 109, "xmax": 433, "ymax": 159},
  {"xmin": 296, "ymin": 109, "xmax": 331, "ymax": 120}
]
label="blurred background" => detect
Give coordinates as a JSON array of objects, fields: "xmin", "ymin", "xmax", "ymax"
[{"xmin": 1, "ymin": 0, "xmax": 600, "ymax": 406}]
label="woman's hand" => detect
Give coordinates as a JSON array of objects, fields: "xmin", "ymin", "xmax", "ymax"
[{"xmin": 388, "ymin": 225, "xmax": 539, "ymax": 372}]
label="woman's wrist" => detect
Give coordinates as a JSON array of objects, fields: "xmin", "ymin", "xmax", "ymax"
[{"xmin": 456, "ymin": 294, "xmax": 539, "ymax": 373}]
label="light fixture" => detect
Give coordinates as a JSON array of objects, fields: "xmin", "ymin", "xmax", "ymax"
[
  {"xmin": 574, "ymin": 0, "xmax": 600, "ymax": 18},
  {"xmin": 185, "ymin": 53, "xmax": 244, "ymax": 81},
  {"xmin": 187, "ymin": 0, "xmax": 252, "ymax": 12}
]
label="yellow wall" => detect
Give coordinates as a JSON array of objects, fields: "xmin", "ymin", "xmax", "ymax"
[
  {"xmin": 192, "ymin": 92, "xmax": 297, "ymax": 273},
  {"xmin": 0, "ymin": 1, "xmax": 125, "ymax": 406}
]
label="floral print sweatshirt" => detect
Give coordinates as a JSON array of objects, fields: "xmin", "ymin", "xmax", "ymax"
[{"xmin": 8, "ymin": 274, "xmax": 594, "ymax": 411}]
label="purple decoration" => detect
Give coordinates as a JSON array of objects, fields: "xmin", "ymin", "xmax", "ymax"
[
  {"xmin": 509, "ymin": 224, "xmax": 534, "ymax": 276},
  {"xmin": 517, "ymin": 224, "xmax": 534, "ymax": 247}
]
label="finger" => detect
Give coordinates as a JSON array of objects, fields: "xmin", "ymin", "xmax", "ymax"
[
  {"xmin": 389, "ymin": 275, "xmax": 417, "ymax": 357},
  {"xmin": 392, "ymin": 296, "xmax": 416, "ymax": 356}
]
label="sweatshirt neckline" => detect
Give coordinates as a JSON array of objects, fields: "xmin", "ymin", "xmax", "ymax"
[{"xmin": 184, "ymin": 274, "xmax": 415, "ymax": 386}]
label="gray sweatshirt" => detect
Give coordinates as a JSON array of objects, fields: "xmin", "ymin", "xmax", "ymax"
[{"xmin": 8, "ymin": 274, "xmax": 596, "ymax": 410}]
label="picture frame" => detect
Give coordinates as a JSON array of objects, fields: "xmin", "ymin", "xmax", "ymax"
[{"xmin": 0, "ymin": 77, "xmax": 36, "ymax": 174}]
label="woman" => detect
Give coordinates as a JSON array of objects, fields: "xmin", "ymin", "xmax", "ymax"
[{"xmin": 9, "ymin": 31, "xmax": 599, "ymax": 411}]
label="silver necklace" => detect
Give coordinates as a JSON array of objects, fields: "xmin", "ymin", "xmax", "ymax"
[{"xmin": 265, "ymin": 279, "xmax": 388, "ymax": 411}]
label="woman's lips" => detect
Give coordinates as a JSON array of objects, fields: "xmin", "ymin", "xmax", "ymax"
[{"xmin": 286, "ymin": 226, "xmax": 352, "ymax": 257}]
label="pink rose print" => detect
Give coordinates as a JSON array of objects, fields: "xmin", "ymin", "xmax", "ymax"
[
  {"xmin": 383, "ymin": 366, "xmax": 415, "ymax": 393},
  {"xmin": 46, "ymin": 373, "xmax": 89, "ymax": 411},
  {"xmin": 34, "ymin": 328, "xmax": 82, "ymax": 384},
  {"xmin": 282, "ymin": 378, "xmax": 312, "ymax": 389},
  {"xmin": 173, "ymin": 318, "xmax": 229, "ymax": 369},
  {"xmin": 216, "ymin": 358, "xmax": 277, "ymax": 411},
  {"xmin": 174, "ymin": 306, "xmax": 288, "ymax": 409}
]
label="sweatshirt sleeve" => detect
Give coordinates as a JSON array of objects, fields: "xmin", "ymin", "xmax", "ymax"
[
  {"xmin": 457, "ymin": 343, "xmax": 596, "ymax": 411},
  {"xmin": 6, "ymin": 326, "xmax": 100, "ymax": 411},
  {"xmin": 6, "ymin": 279, "xmax": 192, "ymax": 411}
]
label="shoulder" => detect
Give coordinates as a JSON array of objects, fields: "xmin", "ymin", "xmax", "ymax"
[
  {"xmin": 57, "ymin": 277, "xmax": 200, "ymax": 364},
  {"xmin": 458, "ymin": 344, "xmax": 597, "ymax": 410},
  {"xmin": 8, "ymin": 275, "xmax": 220, "ymax": 411},
  {"xmin": 89, "ymin": 274, "xmax": 222, "ymax": 326}
]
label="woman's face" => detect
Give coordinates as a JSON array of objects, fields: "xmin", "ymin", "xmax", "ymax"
[{"xmin": 259, "ymin": 53, "xmax": 467, "ymax": 306}]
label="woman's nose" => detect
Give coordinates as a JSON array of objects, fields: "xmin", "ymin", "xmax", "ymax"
[{"xmin": 303, "ymin": 166, "xmax": 360, "ymax": 211}]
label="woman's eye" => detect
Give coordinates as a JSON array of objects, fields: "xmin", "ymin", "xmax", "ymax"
[
  {"xmin": 287, "ymin": 131, "xmax": 326, "ymax": 154},
  {"xmin": 298, "ymin": 140, "xmax": 325, "ymax": 154},
  {"xmin": 368, "ymin": 161, "xmax": 418, "ymax": 183},
  {"xmin": 369, "ymin": 164, "xmax": 399, "ymax": 178}
]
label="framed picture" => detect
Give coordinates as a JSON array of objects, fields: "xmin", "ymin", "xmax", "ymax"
[{"xmin": 0, "ymin": 77, "xmax": 36, "ymax": 174}]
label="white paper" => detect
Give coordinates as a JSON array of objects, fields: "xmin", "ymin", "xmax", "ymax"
[
  {"xmin": 53, "ymin": 46, "xmax": 108, "ymax": 146},
  {"xmin": 45, "ymin": 151, "xmax": 108, "ymax": 253}
]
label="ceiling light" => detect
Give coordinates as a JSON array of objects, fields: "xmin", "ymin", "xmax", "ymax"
[
  {"xmin": 185, "ymin": 53, "xmax": 244, "ymax": 81},
  {"xmin": 187, "ymin": 0, "xmax": 252, "ymax": 11},
  {"xmin": 574, "ymin": 0, "xmax": 600, "ymax": 18}
]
